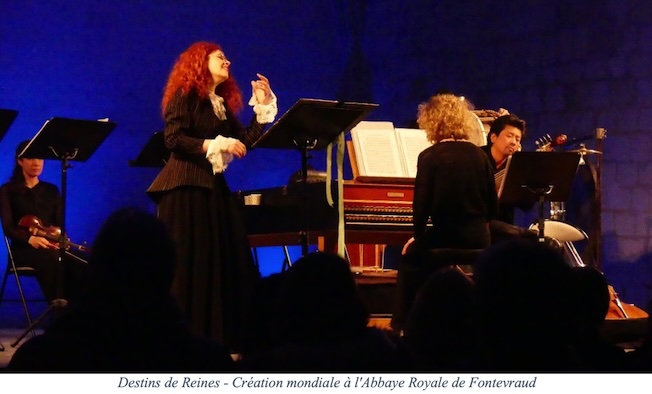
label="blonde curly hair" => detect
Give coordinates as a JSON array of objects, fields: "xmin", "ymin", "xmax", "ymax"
[{"xmin": 417, "ymin": 94, "xmax": 479, "ymax": 144}]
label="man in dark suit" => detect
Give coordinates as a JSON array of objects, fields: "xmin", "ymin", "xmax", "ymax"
[{"xmin": 481, "ymin": 114, "xmax": 549, "ymax": 245}]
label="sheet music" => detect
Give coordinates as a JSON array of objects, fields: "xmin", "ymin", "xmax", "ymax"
[
  {"xmin": 350, "ymin": 121, "xmax": 405, "ymax": 177},
  {"xmin": 395, "ymin": 127, "xmax": 431, "ymax": 178}
]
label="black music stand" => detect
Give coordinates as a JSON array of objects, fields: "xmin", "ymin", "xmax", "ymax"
[
  {"xmin": 129, "ymin": 131, "xmax": 169, "ymax": 167},
  {"xmin": 499, "ymin": 151, "xmax": 581, "ymax": 242},
  {"xmin": 0, "ymin": 109, "xmax": 18, "ymax": 141},
  {"xmin": 10, "ymin": 117, "xmax": 116, "ymax": 347},
  {"xmin": 0, "ymin": 109, "xmax": 18, "ymax": 352},
  {"xmin": 253, "ymin": 98, "xmax": 378, "ymax": 255}
]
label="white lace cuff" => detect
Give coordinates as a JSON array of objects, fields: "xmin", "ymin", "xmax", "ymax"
[
  {"xmin": 206, "ymin": 136, "xmax": 238, "ymax": 174},
  {"xmin": 248, "ymin": 90, "xmax": 278, "ymax": 124}
]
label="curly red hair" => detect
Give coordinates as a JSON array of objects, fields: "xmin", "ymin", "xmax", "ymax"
[{"xmin": 161, "ymin": 41, "xmax": 243, "ymax": 116}]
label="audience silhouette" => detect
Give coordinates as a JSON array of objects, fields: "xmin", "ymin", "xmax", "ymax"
[
  {"xmin": 472, "ymin": 238, "xmax": 584, "ymax": 371},
  {"xmin": 569, "ymin": 266, "xmax": 627, "ymax": 371},
  {"xmin": 238, "ymin": 272, "xmax": 285, "ymax": 362},
  {"xmin": 238, "ymin": 251, "xmax": 402, "ymax": 372},
  {"xmin": 401, "ymin": 266, "xmax": 478, "ymax": 371},
  {"xmin": 7, "ymin": 207, "xmax": 234, "ymax": 371},
  {"xmin": 4, "ymin": 210, "xmax": 647, "ymax": 372}
]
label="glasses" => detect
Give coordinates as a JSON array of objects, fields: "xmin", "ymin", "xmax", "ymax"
[{"xmin": 212, "ymin": 53, "xmax": 229, "ymax": 63}]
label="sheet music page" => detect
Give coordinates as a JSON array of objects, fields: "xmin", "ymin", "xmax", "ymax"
[
  {"xmin": 350, "ymin": 121, "xmax": 405, "ymax": 177},
  {"xmin": 395, "ymin": 127, "xmax": 432, "ymax": 178}
]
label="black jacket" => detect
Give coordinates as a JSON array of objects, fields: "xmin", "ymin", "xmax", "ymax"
[{"xmin": 147, "ymin": 89, "xmax": 264, "ymax": 195}]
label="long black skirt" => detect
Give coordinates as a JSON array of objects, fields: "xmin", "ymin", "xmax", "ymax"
[{"xmin": 157, "ymin": 176, "xmax": 260, "ymax": 352}]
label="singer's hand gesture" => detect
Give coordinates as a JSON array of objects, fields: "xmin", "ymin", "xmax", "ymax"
[{"xmin": 251, "ymin": 73, "xmax": 272, "ymax": 105}]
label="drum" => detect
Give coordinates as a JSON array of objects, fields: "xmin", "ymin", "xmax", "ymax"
[
  {"xmin": 470, "ymin": 112, "xmax": 487, "ymax": 147},
  {"xmin": 470, "ymin": 109, "xmax": 501, "ymax": 147},
  {"xmin": 529, "ymin": 220, "xmax": 588, "ymax": 268},
  {"xmin": 528, "ymin": 220, "xmax": 587, "ymax": 242}
]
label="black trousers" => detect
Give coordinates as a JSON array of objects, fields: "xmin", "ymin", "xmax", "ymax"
[
  {"xmin": 11, "ymin": 247, "xmax": 88, "ymax": 303},
  {"xmin": 489, "ymin": 219, "xmax": 536, "ymax": 244}
]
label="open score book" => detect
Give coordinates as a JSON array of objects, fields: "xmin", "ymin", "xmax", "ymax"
[{"xmin": 349, "ymin": 121, "xmax": 432, "ymax": 182}]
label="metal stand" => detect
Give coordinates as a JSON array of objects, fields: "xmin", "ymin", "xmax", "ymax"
[
  {"xmin": 251, "ymin": 98, "xmax": 378, "ymax": 258},
  {"xmin": 281, "ymin": 246, "xmax": 293, "ymax": 272},
  {"xmin": 297, "ymin": 139, "xmax": 318, "ymax": 256},
  {"xmin": 500, "ymin": 151, "xmax": 581, "ymax": 246},
  {"xmin": 0, "ymin": 109, "xmax": 19, "ymax": 353},
  {"xmin": 528, "ymin": 186, "xmax": 554, "ymax": 242}
]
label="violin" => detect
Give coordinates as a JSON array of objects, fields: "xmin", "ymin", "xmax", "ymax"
[{"xmin": 18, "ymin": 215, "xmax": 90, "ymax": 253}]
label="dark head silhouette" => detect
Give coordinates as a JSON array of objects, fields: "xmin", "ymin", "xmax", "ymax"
[
  {"xmin": 474, "ymin": 238, "xmax": 575, "ymax": 335},
  {"xmin": 273, "ymin": 251, "xmax": 368, "ymax": 345},
  {"xmin": 89, "ymin": 207, "xmax": 176, "ymax": 297},
  {"xmin": 473, "ymin": 238, "xmax": 580, "ymax": 370},
  {"xmin": 571, "ymin": 266, "xmax": 610, "ymax": 328},
  {"xmin": 6, "ymin": 207, "xmax": 237, "ymax": 372},
  {"xmin": 404, "ymin": 266, "xmax": 477, "ymax": 370}
]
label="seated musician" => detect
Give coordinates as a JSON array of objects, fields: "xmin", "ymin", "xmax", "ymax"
[
  {"xmin": 0, "ymin": 140, "xmax": 88, "ymax": 305},
  {"xmin": 391, "ymin": 93, "xmax": 498, "ymax": 331},
  {"xmin": 480, "ymin": 114, "xmax": 537, "ymax": 243}
]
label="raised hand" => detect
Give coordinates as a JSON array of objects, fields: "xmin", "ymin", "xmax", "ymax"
[{"xmin": 251, "ymin": 73, "xmax": 272, "ymax": 105}]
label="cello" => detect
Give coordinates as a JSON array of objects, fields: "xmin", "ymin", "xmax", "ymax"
[
  {"xmin": 606, "ymin": 284, "xmax": 648, "ymax": 320},
  {"xmin": 18, "ymin": 215, "xmax": 90, "ymax": 253}
]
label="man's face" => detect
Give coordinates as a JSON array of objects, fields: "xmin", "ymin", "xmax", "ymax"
[{"xmin": 490, "ymin": 125, "xmax": 522, "ymax": 159}]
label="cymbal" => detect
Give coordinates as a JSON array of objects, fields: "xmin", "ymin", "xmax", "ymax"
[{"xmin": 570, "ymin": 147, "xmax": 602, "ymax": 155}]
